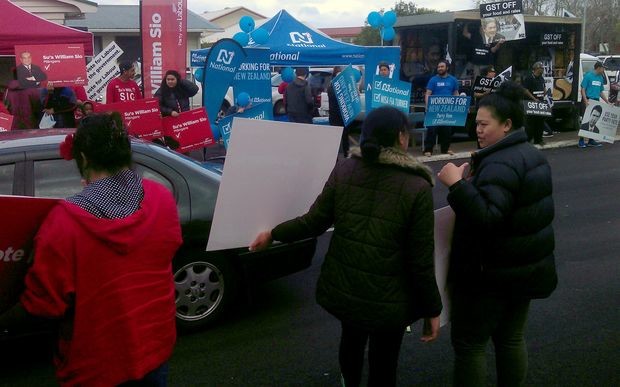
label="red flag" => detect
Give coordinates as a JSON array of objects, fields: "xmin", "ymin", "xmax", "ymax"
[{"xmin": 141, "ymin": 0, "xmax": 187, "ymax": 98}]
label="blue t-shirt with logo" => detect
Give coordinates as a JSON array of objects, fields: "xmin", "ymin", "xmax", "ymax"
[
  {"xmin": 581, "ymin": 71, "xmax": 605, "ymax": 100},
  {"xmin": 426, "ymin": 74, "xmax": 459, "ymax": 96}
]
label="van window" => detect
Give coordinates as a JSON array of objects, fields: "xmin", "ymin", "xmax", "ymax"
[{"xmin": 0, "ymin": 163, "xmax": 15, "ymax": 195}]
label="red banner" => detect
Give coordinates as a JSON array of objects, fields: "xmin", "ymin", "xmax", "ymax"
[
  {"xmin": 0, "ymin": 196, "xmax": 59, "ymax": 313},
  {"xmin": 95, "ymin": 98, "xmax": 164, "ymax": 140},
  {"xmin": 14, "ymin": 44, "xmax": 87, "ymax": 87},
  {"xmin": 162, "ymin": 108, "xmax": 215, "ymax": 152},
  {"xmin": 0, "ymin": 112, "xmax": 13, "ymax": 132},
  {"xmin": 141, "ymin": 0, "xmax": 187, "ymax": 98}
]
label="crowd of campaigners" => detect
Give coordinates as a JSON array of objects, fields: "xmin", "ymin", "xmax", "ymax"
[{"xmin": 0, "ymin": 47, "xmax": 560, "ymax": 386}]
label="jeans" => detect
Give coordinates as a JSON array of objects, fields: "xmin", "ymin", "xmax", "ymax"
[
  {"xmin": 451, "ymin": 291, "xmax": 531, "ymax": 387},
  {"xmin": 339, "ymin": 321, "xmax": 406, "ymax": 387},
  {"xmin": 425, "ymin": 126, "xmax": 452, "ymax": 153}
]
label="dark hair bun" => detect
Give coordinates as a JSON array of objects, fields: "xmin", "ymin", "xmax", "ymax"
[
  {"xmin": 360, "ymin": 136, "xmax": 381, "ymax": 161},
  {"xmin": 495, "ymin": 81, "xmax": 524, "ymax": 102}
]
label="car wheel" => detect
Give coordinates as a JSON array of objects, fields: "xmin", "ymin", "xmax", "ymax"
[
  {"xmin": 274, "ymin": 100, "xmax": 286, "ymax": 116},
  {"xmin": 173, "ymin": 253, "xmax": 237, "ymax": 331}
]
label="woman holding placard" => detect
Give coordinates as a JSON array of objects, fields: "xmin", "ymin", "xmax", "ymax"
[
  {"xmin": 154, "ymin": 69, "xmax": 199, "ymax": 117},
  {"xmin": 437, "ymin": 81, "xmax": 557, "ymax": 386}
]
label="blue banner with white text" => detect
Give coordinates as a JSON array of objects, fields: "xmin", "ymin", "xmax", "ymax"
[
  {"xmin": 232, "ymin": 49, "xmax": 272, "ymax": 115},
  {"xmin": 203, "ymin": 39, "xmax": 246, "ymax": 140},
  {"xmin": 364, "ymin": 46, "xmax": 402, "ymax": 114},
  {"xmin": 218, "ymin": 103, "xmax": 273, "ymax": 148},
  {"xmin": 424, "ymin": 96, "xmax": 471, "ymax": 127},
  {"xmin": 370, "ymin": 76, "xmax": 411, "ymax": 114},
  {"xmin": 332, "ymin": 65, "xmax": 362, "ymax": 127}
]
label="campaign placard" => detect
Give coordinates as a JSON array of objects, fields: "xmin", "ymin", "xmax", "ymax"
[
  {"xmin": 162, "ymin": 108, "xmax": 214, "ymax": 152},
  {"xmin": 95, "ymin": 98, "xmax": 163, "ymax": 140},
  {"xmin": 424, "ymin": 96, "xmax": 471, "ymax": 127},
  {"xmin": 364, "ymin": 46, "xmax": 402, "ymax": 113},
  {"xmin": 86, "ymin": 41, "xmax": 124, "ymax": 101},
  {"xmin": 0, "ymin": 196, "xmax": 59, "ymax": 314},
  {"xmin": 541, "ymin": 32, "xmax": 564, "ymax": 47},
  {"xmin": 479, "ymin": 1, "xmax": 526, "ymax": 42},
  {"xmin": 14, "ymin": 44, "xmax": 87, "ymax": 87},
  {"xmin": 523, "ymin": 100, "xmax": 552, "ymax": 117},
  {"xmin": 232, "ymin": 48, "xmax": 272, "ymax": 114},
  {"xmin": 0, "ymin": 112, "xmax": 13, "ymax": 132},
  {"xmin": 370, "ymin": 75, "xmax": 411, "ymax": 114},
  {"xmin": 473, "ymin": 76, "xmax": 502, "ymax": 94},
  {"xmin": 218, "ymin": 103, "xmax": 273, "ymax": 149},
  {"xmin": 578, "ymin": 102, "xmax": 620, "ymax": 143},
  {"xmin": 330, "ymin": 65, "xmax": 362, "ymax": 127}
]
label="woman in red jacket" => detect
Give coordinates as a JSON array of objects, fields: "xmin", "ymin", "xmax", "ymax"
[{"xmin": 0, "ymin": 113, "xmax": 182, "ymax": 386}]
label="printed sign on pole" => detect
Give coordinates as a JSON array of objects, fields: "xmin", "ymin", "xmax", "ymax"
[
  {"xmin": 424, "ymin": 96, "xmax": 471, "ymax": 127},
  {"xmin": 370, "ymin": 75, "xmax": 411, "ymax": 114},
  {"xmin": 0, "ymin": 113, "xmax": 14, "ymax": 132},
  {"xmin": 523, "ymin": 100, "xmax": 552, "ymax": 117},
  {"xmin": 578, "ymin": 102, "xmax": 620, "ymax": 143},
  {"xmin": 332, "ymin": 65, "xmax": 362, "ymax": 127},
  {"xmin": 141, "ymin": 0, "xmax": 187, "ymax": 98},
  {"xmin": 473, "ymin": 76, "xmax": 502, "ymax": 95},
  {"xmin": 14, "ymin": 44, "xmax": 87, "ymax": 87},
  {"xmin": 479, "ymin": 0, "xmax": 526, "ymax": 42},
  {"xmin": 86, "ymin": 41, "xmax": 124, "ymax": 101},
  {"xmin": 218, "ymin": 103, "xmax": 274, "ymax": 149},
  {"xmin": 95, "ymin": 98, "xmax": 163, "ymax": 140},
  {"xmin": 232, "ymin": 48, "xmax": 272, "ymax": 113},
  {"xmin": 162, "ymin": 108, "xmax": 215, "ymax": 152}
]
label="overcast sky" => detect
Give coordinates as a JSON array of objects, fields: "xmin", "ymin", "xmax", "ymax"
[{"xmin": 100, "ymin": 0, "xmax": 476, "ymax": 28}]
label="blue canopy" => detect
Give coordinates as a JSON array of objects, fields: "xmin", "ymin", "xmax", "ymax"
[{"xmin": 191, "ymin": 10, "xmax": 398, "ymax": 67}]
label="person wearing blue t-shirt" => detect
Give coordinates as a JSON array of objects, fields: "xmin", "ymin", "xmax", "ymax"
[
  {"xmin": 424, "ymin": 60, "xmax": 459, "ymax": 156},
  {"xmin": 579, "ymin": 62, "xmax": 609, "ymax": 148}
]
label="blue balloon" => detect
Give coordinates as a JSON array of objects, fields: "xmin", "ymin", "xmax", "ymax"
[
  {"xmin": 233, "ymin": 31, "xmax": 249, "ymax": 46},
  {"xmin": 353, "ymin": 68, "xmax": 362, "ymax": 83},
  {"xmin": 239, "ymin": 16, "xmax": 255, "ymax": 33},
  {"xmin": 281, "ymin": 67, "xmax": 294, "ymax": 83},
  {"xmin": 194, "ymin": 68, "xmax": 204, "ymax": 83},
  {"xmin": 237, "ymin": 92, "xmax": 251, "ymax": 107},
  {"xmin": 367, "ymin": 11, "xmax": 382, "ymax": 28},
  {"xmin": 382, "ymin": 11, "xmax": 397, "ymax": 27},
  {"xmin": 383, "ymin": 27, "xmax": 395, "ymax": 41},
  {"xmin": 252, "ymin": 28, "xmax": 269, "ymax": 45}
]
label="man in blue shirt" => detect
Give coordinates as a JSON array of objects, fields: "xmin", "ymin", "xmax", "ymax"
[
  {"xmin": 579, "ymin": 62, "xmax": 609, "ymax": 148},
  {"xmin": 424, "ymin": 60, "xmax": 459, "ymax": 156}
]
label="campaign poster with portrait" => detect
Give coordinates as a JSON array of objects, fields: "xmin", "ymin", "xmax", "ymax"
[
  {"xmin": 480, "ymin": 0, "xmax": 526, "ymax": 42},
  {"xmin": 14, "ymin": 44, "xmax": 87, "ymax": 87},
  {"xmin": 0, "ymin": 113, "xmax": 13, "ymax": 132},
  {"xmin": 578, "ymin": 102, "xmax": 620, "ymax": 143}
]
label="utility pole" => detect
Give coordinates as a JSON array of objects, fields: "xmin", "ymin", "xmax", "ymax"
[{"xmin": 581, "ymin": 0, "xmax": 587, "ymax": 53}]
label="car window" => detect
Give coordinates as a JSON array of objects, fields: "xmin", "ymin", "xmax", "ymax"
[
  {"xmin": 34, "ymin": 159, "xmax": 82, "ymax": 198},
  {"xmin": 603, "ymin": 57, "xmax": 620, "ymax": 71},
  {"xmin": 0, "ymin": 163, "xmax": 15, "ymax": 195},
  {"xmin": 271, "ymin": 73, "xmax": 283, "ymax": 87},
  {"xmin": 133, "ymin": 163, "xmax": 174, "ymax": 194}
]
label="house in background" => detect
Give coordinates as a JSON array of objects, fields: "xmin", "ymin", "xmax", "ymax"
[
  {"xmin": 12, "ymin": 0, "xmax": 97, "ymax": 25},
  {"xmin": 199, "ymin": 6, "xmax": 267, "ymax": 46},
  {"xmin": 318, "ymin": 27, "xmax": 363, "ymax": 43},
  {"xmin": 66, "ymin": 4, "xmax": 221, "ymax": 64}
]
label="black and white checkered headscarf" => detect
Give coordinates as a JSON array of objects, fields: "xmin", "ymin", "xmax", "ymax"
[{"xmin": 67, "ymin": 169, "xmax": 144, "ymax": 219}]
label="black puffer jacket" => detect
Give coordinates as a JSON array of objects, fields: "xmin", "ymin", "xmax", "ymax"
[
  {"xmin": 272, "ymin": 147, "xmax": 442, "ymax": 330},
  {"xmin": 447, "ymin": 129, "xmax": 557, "ymax": 299},
  {"xmin": 285, "ymin": 77, "xmax": 313, "ymax": 116},
  {"xmin": 154, "ymin": 79, "xmax": 199, "ymax": 116}
]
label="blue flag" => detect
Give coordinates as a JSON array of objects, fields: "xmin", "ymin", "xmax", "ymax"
[{"xmin": 203, "ymin": 39, "xmax": 247, "ymax": 140}]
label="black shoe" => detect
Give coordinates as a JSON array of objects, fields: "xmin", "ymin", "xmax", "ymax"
[{"xmin": 534, "ymin": 140, "xmax": 546, "ymax": 146}]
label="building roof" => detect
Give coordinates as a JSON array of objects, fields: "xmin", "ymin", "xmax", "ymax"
[
  {"xmin": 318, "ymin": 27, "xmax": 362, "ymax": 38},
  {"xmin": 66, "ymin": 4, "xmax": 222, "ymax": 32},
  {"xmin": 201, "ymin": 6, "xmax": 266, "ymax": 22}
]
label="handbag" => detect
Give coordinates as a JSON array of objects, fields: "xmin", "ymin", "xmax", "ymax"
[{"xmin": 39, "ymin": 113, "xmax": 56, "ymax": 129}]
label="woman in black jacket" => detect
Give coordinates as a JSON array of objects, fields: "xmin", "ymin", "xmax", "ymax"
[
  {"xmin": 251, "ymin": 106, "xmax": 442, "ymax": 387},
  {"xmin": 154, "ymin": 70, "xmax": 199, "ymax": 117},
  {"xmin": 437, "ymin": 81, "xmax": 557, "ymax": 386}
]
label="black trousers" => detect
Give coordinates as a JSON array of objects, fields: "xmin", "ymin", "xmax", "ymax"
[
  {"xmin": 525, "ymin": 115, "xmax": 545, "ymax": 144},
  {"xmin": 339, "ymin": 321, "xmax": 406, "ymax": 387},
  {"xmin": 424, "ymin": 126, "xmax": 452, "ymax": 153}
]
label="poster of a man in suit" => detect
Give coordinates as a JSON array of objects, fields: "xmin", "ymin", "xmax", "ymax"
[
  {"xmin": 578, "ymin": 102, "xmax": 620, "ymax": 143},
  {"xmin": 16, "ymin": 51, "xmax": 47, "ymax": 89}
]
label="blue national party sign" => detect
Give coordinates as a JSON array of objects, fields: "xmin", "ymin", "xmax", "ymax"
[
  {"xmin": 364, "ymin": 46, "xmax": 402, "ymax": 114},
  {"xmin": 218, "ymin": 103, "xmax": 273, "ymax": 149},
  {"xmin": 203, "ymin": 39, "xmax": 247, "ymax": 140},
  {"xmin": 331, "ymin": 65, "xmax": 362, "ymax": 127},
  {"xmin": 424, "ymin": 96, "xmax": 471, "ymax": 127},
  {"xmin": 232, "ymin": 48, "xmax": 272, "ymax": 118},
  {"xmin": 370, "ymin": 76, "xmax": 411, "ymax": 114}
]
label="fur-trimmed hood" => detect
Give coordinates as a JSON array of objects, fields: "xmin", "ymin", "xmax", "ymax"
[{"xmin": 350, "ymin": 146, "xmax": 435, "ymax": 186}]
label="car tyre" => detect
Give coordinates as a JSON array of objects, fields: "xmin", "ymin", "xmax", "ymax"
[{"xmin": 173, "ymin": 252, "xmax": 238, "ymax": 332}]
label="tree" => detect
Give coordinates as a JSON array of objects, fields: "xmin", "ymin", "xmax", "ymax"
[{"xmin": 354, "ymin": 2, "xmax": 438, "ymax": 46}]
